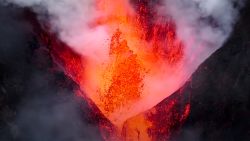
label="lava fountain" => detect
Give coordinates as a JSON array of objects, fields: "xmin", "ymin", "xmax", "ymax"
[
  {"xmin": 53, "ymin": 0, "xmax": 187, "ymax": 138},
  {"xmin": 47, "ymin": 0, "xmax": 190, "ymax": 139},
  {"xmin": 77, "ymin": 0, "xmax": 186, "ymax": 126}
]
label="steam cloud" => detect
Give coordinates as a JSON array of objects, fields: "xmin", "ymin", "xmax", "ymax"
[
  {"xmin": 160, "ymin": 0, "xmax": 245, "ymax": 70},
  {"xmin": 2, "ymin": 0, "xmax": 244, "ymax": 70},
  {"xmin": 3, "ymin": 0, "xmax": 110, "ymax": 61},
  {"xmin": 2, "ymin": 0, "xmax": 245, "ymax": 65}
]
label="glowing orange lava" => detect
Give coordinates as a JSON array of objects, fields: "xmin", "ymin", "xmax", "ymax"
[
  {"xmin": 77, "ymin": 0, "xmax": 186, "ymax": 126},
  {"xmin": 99, "ymin": 29, "xmax": 145, "ymax": 115},
  {"xmin": 38, "ymin": 0, "xmax": 191, "ymax": 140}
]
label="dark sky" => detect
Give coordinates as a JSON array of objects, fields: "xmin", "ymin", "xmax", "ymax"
[{"xmin": 0, "ymin": 2, "xmax": 250, "ymax": 141}]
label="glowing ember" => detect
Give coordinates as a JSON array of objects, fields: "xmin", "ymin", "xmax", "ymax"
[{"xmin": 99, "ymin": 29, "xmax": 145, "ymax": 115}]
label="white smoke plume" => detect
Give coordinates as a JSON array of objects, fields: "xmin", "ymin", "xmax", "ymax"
[
  {"xmin": 2, "ymin": 0, "xmax": 245, "ymax": 66},
  {"xmin": 2, "ymin": 0, "xmax": 109, "ymax": 61},
  {"xmin": 159, "ymin": 0, "xmax": 245, "ymax": 70}
]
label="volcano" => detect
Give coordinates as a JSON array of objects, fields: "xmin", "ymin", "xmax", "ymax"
[{"xmin": 0, "ymin": 0, "xmax": 250, "ymax": 141}]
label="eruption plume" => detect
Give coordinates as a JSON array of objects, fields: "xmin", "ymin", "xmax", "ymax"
[{"xmin": 2, "ymin": 0, "xmax": 245, "ymax": 140}]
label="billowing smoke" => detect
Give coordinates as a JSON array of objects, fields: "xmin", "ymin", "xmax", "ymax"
[
  {"xmin": 3, "ymin": 0, "xmax": 110, "ymax": 61},
  {"xmin": 3, "ymin": 0, "xmax": 245, "ymax": 63},
  {"xmin": 2, "ymin": 0, "xmax": 245, "ymax": 66},
  {"xmin": 159, "ymin": 0, "xmax": 245, "ymax": 70}
]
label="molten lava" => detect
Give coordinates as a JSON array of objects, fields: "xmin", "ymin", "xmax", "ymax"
[
  {"xmin": 77, "ymin": 0, "xmax": 186, "ymax": 126},
  {"xmin": 40, "ymin": 0, "xmax": 190, "ymax": 140}
]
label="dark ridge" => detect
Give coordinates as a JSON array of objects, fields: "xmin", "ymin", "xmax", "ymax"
[{"xmin": 170, "ymin": 1, "xmax": 250, "ymax": 141}]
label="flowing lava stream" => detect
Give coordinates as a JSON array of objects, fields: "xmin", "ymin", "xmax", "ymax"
[{"xmin": 38, "ymin": 0, "xmax": 191, "ymax": 140}]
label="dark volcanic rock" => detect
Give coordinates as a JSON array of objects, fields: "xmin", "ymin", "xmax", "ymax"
[{"xmin": 171, "ymin": 2, "xmax": 250, "ymax": 141}]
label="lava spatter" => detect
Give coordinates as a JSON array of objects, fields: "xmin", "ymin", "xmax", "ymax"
[{"xmin": 99, "ymin": 29, "xmax": 145, "ymax": 116}]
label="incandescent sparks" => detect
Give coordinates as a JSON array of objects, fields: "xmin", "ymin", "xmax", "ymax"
[{"xmin": 99, "ymin": 29, "xmax": 145, "ymax": 115}]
